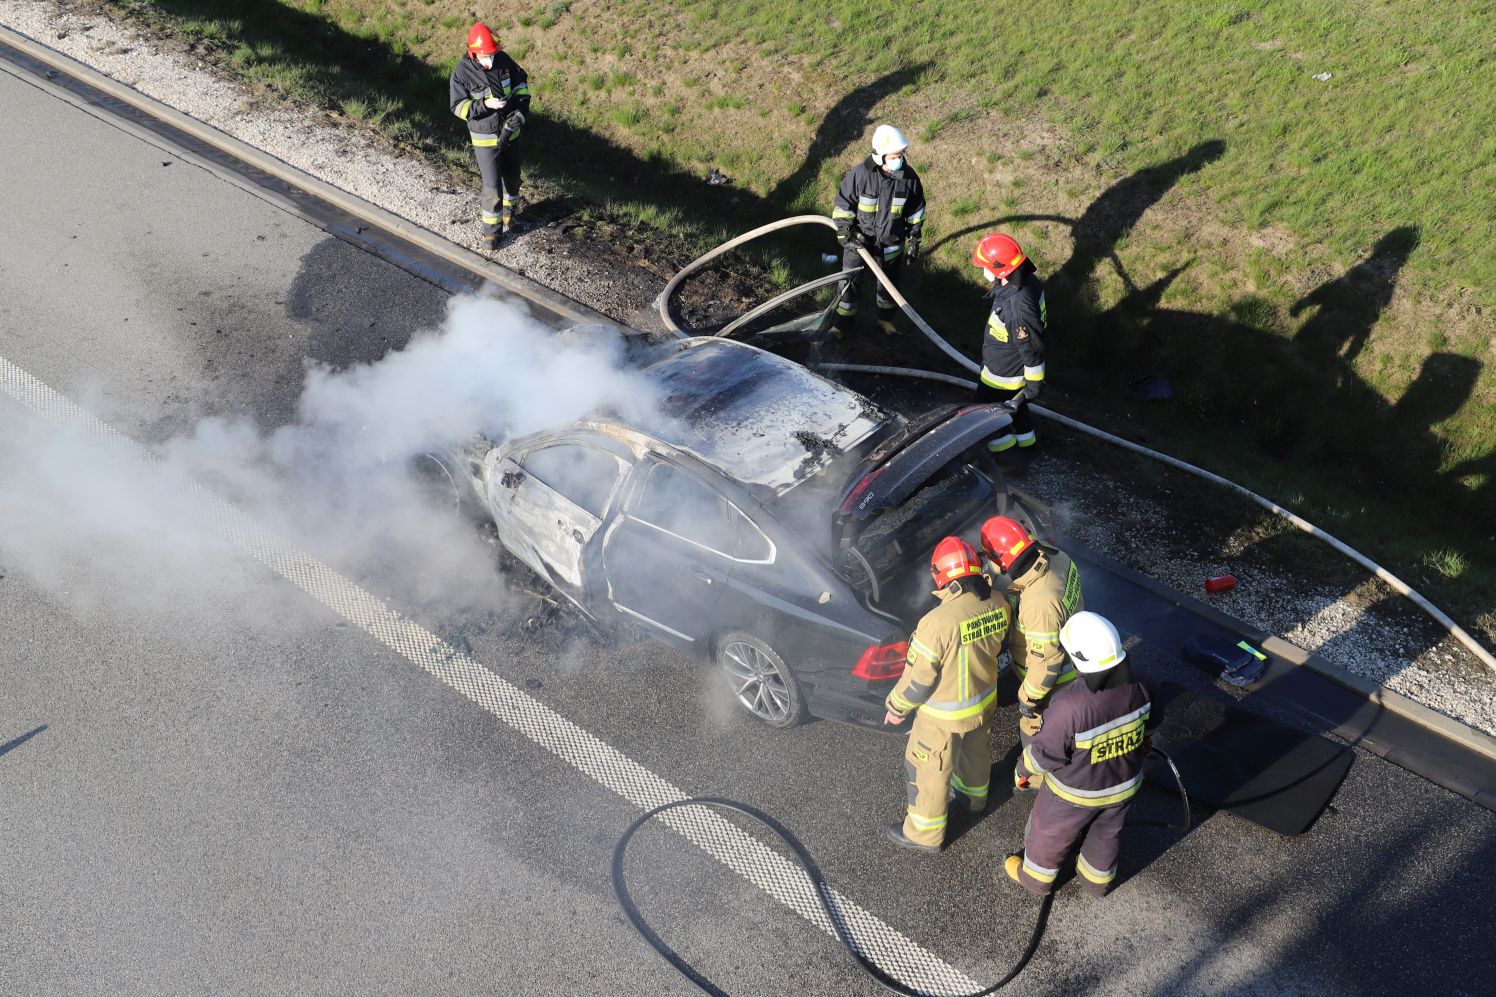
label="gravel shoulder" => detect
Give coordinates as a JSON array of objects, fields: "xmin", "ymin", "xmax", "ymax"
[{"xmin": 4, "ymin": 0, "xmax": 1493, "ymax": 738}]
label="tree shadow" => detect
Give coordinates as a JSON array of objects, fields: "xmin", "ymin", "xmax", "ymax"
[{"xmin": 766, "ymin": 64, "xmax": 932, "ymax": 210}]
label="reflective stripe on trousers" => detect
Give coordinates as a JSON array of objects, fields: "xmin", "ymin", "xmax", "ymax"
[
  {"xmin": 473, "ymin": 141, "xmax": 522, "ymax": 236},
  {"xmin": 902, "ymin": 713, "xmax": 996, "ymax": 847},
  {"xmin": 1018, "ymin": 787, "xmax": 1131, "ymax": 896}
]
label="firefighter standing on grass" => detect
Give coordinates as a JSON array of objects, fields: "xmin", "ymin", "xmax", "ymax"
[
  {"xmin": 1004, "ymin": 611, "xmax": 1160, "ymax": 897},
  {"xmin": 972, "ymin": 233, "xmax": 1047, "ymax": 455},
  {"xmin": 882, "ymin": 538, "xmax": 1009, "ymax": 853},
  {"xmin": 831, "ymin": 125, "xmax": 927, "ymax": 336},
  {"xmin": 449, "ymin": 23, "xmax": 531, "ymax": 249},
  {"xmin": 979, "ymin": 515, "xmax": 1084, "ymax": 791}
]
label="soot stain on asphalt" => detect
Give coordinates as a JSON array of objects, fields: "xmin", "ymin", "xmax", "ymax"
[{"xmin": 285, "ymin": 237, "xmax": 448, "ymax": 372}]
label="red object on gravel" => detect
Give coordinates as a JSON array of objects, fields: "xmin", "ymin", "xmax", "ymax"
[{"xmin": 1204, "ymin": 574, "xmax": 1237, "ymax": 593}]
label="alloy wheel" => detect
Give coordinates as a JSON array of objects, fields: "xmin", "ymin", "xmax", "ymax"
[{"xmin": 720, "ymin": 639, "xmax": 792, "ymax": 724}]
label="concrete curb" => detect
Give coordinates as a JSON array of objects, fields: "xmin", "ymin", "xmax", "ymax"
[
  {"xmin": 1062, "ymin": 536, "xmax": 1496, "ymax": 769},
  {"xmin": 0, "ymin": 23, "xmax": 611, "ymax": 328}
]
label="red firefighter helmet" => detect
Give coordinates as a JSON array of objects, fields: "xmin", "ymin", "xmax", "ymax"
[
  {"xmin": 929, "ymin": 537, "xmax": 983, "ymax": 589},
  {"xmin": 972, "ymin": 233, "xmax": 1026, "ymax": 280},
  {"xmin": 466, "ymin": 22, "xmax": 500, "ymax": 57},
  {"xmin": 979, "ymin": 516, "xmax": 1036, "ymax": 573}
]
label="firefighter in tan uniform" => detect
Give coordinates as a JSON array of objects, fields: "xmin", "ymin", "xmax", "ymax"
[
  {"xmin": 883, "ymin": 537, "xmax": 1010, "ymax": 853},
  {"xmin": 980, "ymin": 516, "xmax": 1084, "ymax": 790}
]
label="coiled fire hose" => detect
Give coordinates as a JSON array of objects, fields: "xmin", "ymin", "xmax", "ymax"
[
  {"xmin": 612, "ymin": 748, "xmax": 1191, "ymax": 995},
  {"xmin": 656, "ymin": 218, "xmax": 1496, "ymax": 673}
]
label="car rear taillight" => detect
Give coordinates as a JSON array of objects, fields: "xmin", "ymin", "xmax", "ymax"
[{"xmin": 852, "ymin": 640, "xmax": 908, "ymax": 681}]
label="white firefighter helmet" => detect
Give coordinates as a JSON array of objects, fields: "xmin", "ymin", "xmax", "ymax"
[
  {"xmin": 871, "ymin": 124, "xmax": 909, "ymax": 159},
  {"xmin": 1059, "ymin": 611, "xmax": 1127, "ymax": 674}
]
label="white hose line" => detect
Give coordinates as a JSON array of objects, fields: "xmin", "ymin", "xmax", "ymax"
[
  {"xmin": 820, "ymin": 362, "xmax": 1496, "ymax": 673},
  {"xmin": 656, "ymin": 214, "xmax": 836, "ymax": 334},
  {"xmin": 1032, "ymin": 405, "xmax": 1496, "ymax": 672},
  {"xmin": 817, "ymin": 362, "xmax": 977, "ymax": 391},
  {"xmin": 656, "ymin": 215, "xmax": 982, "ymax": 374}
]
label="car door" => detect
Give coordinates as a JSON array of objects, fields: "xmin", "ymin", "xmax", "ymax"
[
  {"xmin": 603, "ymin": 459, "xmax": 771, "ymax": 646},
  {"xmin": 487, "ymin": 441, "xmax": 630, "ymax": 592}
]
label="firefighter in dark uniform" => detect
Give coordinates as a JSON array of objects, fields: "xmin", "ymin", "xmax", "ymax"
[
  {"xmin": 1003, "ymin": 611, "xmax": 1161, "ymax": 897},
  {"xmin": 971, "ymin": 233, "xmax": 1047, "ymax": 454},
  {"xmin": 883, "ymin": 537, "xmax": 1009, "ymax": 853},
  {"xmin": 979, "ymin": 515, "xmax": 1084, "ymax": 786},
  {"xmin": 449, "ymin": 23, "xmax": 531, "ymax": 249},
  {"xmin": 831, "ymin": 124, "xmax": 927, "ymax": 336}
]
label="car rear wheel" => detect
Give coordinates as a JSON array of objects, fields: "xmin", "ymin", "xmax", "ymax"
[{"xmin": 716, "ymin": 633, "xmax": 808, "ymax": 729}]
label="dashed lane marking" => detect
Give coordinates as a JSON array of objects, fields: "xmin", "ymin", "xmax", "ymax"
[{"xmin": 0, "ymin": 353, "xmax": 980, "ymax": 995}]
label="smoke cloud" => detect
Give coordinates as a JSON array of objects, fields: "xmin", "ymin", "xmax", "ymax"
[{"xmin": 0, "ymin": 294, "xmax": 664, "ymax": 630}]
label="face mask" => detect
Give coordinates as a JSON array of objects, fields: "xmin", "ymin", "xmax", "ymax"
[
  {"xmin": 984, "ymin": 269, "xmax": 998, "ymax": 283},
  {"xmin": 884, "ymin": 156, "xmax": 904, "ymax": 172},
  {"xmin": 478, "ymin": 55, "xmax": 495, "ymax": 69}
]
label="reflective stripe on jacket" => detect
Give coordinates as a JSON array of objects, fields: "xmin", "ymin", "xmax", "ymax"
[
  {"xmin": 449, "ymin": 52, "xmax": 532, "ymax": 140},
  {"xmin": 1007, "ymin": 548, "xmax": 1083, "ymax": 702},
  {"xmin": 1016, "ymin": 674, "xmax": 1160, "ymax": 808},
  {"xmin": 980, "ymin": 265, "xmax": 1047, "ymax": 390},
  {"xmin": 833, "ymin": 157, "xmax": 926, "ymax": 248},
  {"xmin": 886, "ymin": 584, "xmax": 1009, "ymax": 733}
]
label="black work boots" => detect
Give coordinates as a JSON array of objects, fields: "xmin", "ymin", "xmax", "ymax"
[{"xmin": 884, "ymin": 821, "xmax": 941, "ymax": 854}]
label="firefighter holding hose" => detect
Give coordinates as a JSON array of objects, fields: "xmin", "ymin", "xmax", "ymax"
[
  {"xmin": 831, "ymin": 125, "xmax": 927, "ymax": 336},
  {"xmin": 882, "ymin": 538, "xmax": 1009, "ymax": 853}
]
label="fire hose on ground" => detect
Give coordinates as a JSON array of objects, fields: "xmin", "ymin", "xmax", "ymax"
[
  {"xmin": 612, "ymin": 748, "xmax": 1191, "ymax": 995},
  {"xmin": 655, "ymin": 216, "xmax": 1496, "ymax": 674}
]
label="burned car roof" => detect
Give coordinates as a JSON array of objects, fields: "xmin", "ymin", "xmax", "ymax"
[{"xmin": 632, "ymin": 338, "xmax": 888, "ymax": 493}]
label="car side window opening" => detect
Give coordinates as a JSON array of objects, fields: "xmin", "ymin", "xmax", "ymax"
[
  {"xmin": 520, "ymin": 444, "xmax": 626, "ymax": 518},
  {"xmin": 633, "ymin": 463, "xmax": 771, "ymax": 561}
]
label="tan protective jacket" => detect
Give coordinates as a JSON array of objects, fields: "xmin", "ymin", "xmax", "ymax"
[
  {"xmin": 1007, "ymin": 548, "xmax": 1084, "ymax": 703},
  {"xmin": 886, "ymin": 583, "xmax": 1010, "ymax": 733}
]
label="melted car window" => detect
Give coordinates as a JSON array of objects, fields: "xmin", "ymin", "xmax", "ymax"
[
  {"xmin": 635, "ymin": 463, "xmax": 769, "ymax": 560},
  {"xmin": 522, "ymin": 444, "xmax": 624, "ymax": 517}
]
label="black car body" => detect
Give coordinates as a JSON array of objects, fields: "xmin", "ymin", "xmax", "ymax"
[{"xmin": 427, "ymin": 335, "xmax": 1050, "ymax": 729}]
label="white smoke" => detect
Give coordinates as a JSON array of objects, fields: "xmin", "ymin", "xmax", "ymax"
[{"xmin": 0, "ymin": 294, "xmax": 663, "ymax": 629}]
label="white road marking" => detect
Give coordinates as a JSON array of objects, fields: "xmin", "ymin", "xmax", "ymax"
[{"xmin": 0, "ymin": 353, "xmax": 980, "ymax": 994}]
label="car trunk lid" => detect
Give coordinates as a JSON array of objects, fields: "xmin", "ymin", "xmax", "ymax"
[{"xmin": 833, "ymin": 404, "xmax": 1012, "ymax": 536}]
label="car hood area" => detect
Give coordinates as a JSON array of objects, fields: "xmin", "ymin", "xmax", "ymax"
[{"xmin": 633, "ymin": 338, "xmax": 888, "ymax": 494}]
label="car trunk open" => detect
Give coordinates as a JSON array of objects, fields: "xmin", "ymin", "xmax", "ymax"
[{"xmin": 830, "ymin": 404, "xmax": 1038, "ymax": 626}]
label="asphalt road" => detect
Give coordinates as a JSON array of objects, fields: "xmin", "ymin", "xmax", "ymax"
[{"xmin": 3, "ymin": 58, "xmax": 1495, "ymax": 996}]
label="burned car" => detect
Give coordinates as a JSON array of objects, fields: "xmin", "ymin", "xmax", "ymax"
[{"xmin": 422, "ymin": 336, "xmax": 1049, "ymax": 729}]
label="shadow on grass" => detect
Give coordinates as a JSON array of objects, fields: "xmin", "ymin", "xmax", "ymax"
[{"xmin": 766, "ymin": 63, "xmax": 931, "ymax": 210}]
